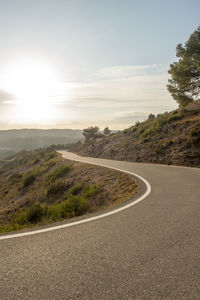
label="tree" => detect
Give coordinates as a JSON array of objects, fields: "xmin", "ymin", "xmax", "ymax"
[
  {"xmin": 82, "ymin": 126, "xmax": 101, "ymax": 142},
  {"xmin": 148, "ymin": 113, "xmax": 155, "ymax": 120},
  {"xmin": 167, "ymin": 26, "xmax": 200, "ymax": 107},
  {"xmin": 103, "ymin": 126, "xmax": 111, "ymax": 135}
]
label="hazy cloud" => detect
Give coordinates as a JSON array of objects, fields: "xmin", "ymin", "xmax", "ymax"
[
  {"xmin": 0, "ymin": 89, "xmax": 16, "ymax": 103},
  {"xmin": 63, "ymin": 72, "xmax": 175, "ymax": 110},
  {"xmin": 0, "ymin": 63, "xmax": 177, "ymax": 129},
  {"xmin": 93, "ymin": 64, "xmax": 168, "ymax": 80},
  {"xmin": 114, "ymin": 111, "xmax": 148, "ymax": 122},
  {"xmin": 49, "ymin": 63, "xmax": 177, "ymax": 129}
]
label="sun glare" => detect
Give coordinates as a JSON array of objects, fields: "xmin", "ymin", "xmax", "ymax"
[{"xmin": 3, "ymin": 59, "xmax": 59, "ymax": 124}]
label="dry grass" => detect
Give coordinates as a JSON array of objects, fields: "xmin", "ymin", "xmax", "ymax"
[
  {"xmin": 0, "ymin": 149, "xmax": 138, "ymax": 232},
  {"xmin": 69, "ymin": 101, "xmax": 200, "ymax": 168}
]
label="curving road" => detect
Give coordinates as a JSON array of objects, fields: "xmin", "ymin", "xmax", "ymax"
[{"xmin": 0, "ymin": 151, "xmax": 200, "ymax": 299}]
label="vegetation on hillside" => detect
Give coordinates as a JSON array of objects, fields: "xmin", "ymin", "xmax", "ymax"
[
  {"xmin": 0, "ymin": 149, "xmax": 137, "ymax": 233},
  {"xmin": 68, "ymin": 100, "xmax": 200, "ymax": 167}
]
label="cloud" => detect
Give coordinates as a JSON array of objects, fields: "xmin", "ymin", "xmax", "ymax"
[
  {"xmin": 51, "ymin": 63, "xmax": 177, "ymax": 129},
  {"xmin": 93, "ymin": 64, "xmax": 168, "ymax": 80},
  {"xmin": 0, "ymin": 89, "xmax": 16, "ymax": 103},
  {"xmin": 63, "ymin": 73, "xmax": 174, "ymax": 110},
  {"xmin": 0, "ymin": 63, "xmax": 177, "ymax": 130},
  {"xmin": 114, "ymin": 111, "xmax": 148, "ymax": 122},
  {"xmin": 29, "ymin": 63, "xmax": 173, "ymax": 111}
]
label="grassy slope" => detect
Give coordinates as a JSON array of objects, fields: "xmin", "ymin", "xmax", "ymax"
[
  {"xmin": 70, "ymin": 100, "xmax": 200, "ymax": 167},
  {"xmin": 0, "ymin": 149, "xmax": 137, "ymax": 232}
]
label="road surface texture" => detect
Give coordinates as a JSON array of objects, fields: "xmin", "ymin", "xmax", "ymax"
[{"xmin": 0, "ymin": 151, "xmax": 199, "ymax": 299}]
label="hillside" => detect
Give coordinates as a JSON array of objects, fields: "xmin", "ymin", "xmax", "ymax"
[
  {"xmin": 0, "ymin": 129, "xmax": 83, "ymax": 159},
  {"xmin": 0, "ymin": 149, "xmax": 137, "ymax": 233},
  {"xmin": 69, "ymin": 100, "xmax": 200, "ymax": 167}
]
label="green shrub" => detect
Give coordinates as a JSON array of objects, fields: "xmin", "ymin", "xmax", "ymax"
[
  {"xmin": 47, "ymin": 181, "xmax": 66, "ymax": 197},
  {"xmin": 61, "ymin": 195, "xmax": 88, "ymax": 217},
  {"xmin": 15, "ymin": 204, "xmax": 46, "ymax": 224},
  {"xmin": 46, "ymin": 165, "xmax": 72, "ymax": 183},
  {"xmin": 13, "ymin": 183, "xmax": 100, "ymax": 226},
  {"xmin": 83, "ymin": 184, "xmax": 100, "ymax": 199},
  {"xmin": 33, "ymin": 158, "xmax": 40, "ymax": 164},
  {"xmin": 46, "ymin": 195, "xmax": 88, "ymax": 220},
  {"xmin": 22, "ymin": 173, "xmax": 36, "ymax": 188},
  {"xmin": 14, "ymin": 211, "xmax": 28, "ymax": 225},
  {"xmin": 0, "ymin": 224, "xmax": 26, "ymax": 233},
  {"xmin": 46, "ymin": 203, "xmax": 63, "ymax": 220},
  {"xmin": 168, "ymin": 112, "xmax": 183, "ymax": 122},
  {"xmin": 46, "ymin": 152, "xmax": 57, "ymax": 161},
  {"xmin": 69, "ymin": 183, "xmax": 83, "ymax": 195}
]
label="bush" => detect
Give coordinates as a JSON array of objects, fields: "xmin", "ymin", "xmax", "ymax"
[
  {"xmin": 33, "ymin": 158, "xmax": 40, "ymax": 164},
  {"xmin": 14, "ymin": 211, "xmax": 28, "ymax": 225},
  {"xmin": 22, "ymin": 173, "xmax": 36, "ymax": 188},
  {"xmin": 47, "ymin": 195, "xmax": 88, "ymax": 220},
  {"xmin": 83, "ymin": 184, "xmax": 100, "ymax": 199},
  {"xmin": 61, "ymin": 195, "xmax": 88, "ymax": 217},
  {"xmin": 168, "ymin": 112, "xmax": 183, "ymax": 122},
  {"xmin": 15, "ymin": 204, "xmax": 45, "ymax": 224},
  {"xmin": 14, "ymin": 183, "xmax": 100, "ymax": 226},
  {"xmin": 47, "ymin": 181, "xmax": 66, "ymax": 197},
  {"xmin": 148, "ymin": 113, "xmax": 155, "ymax": 120},
  {"xmin": 69, "ymin": 183, "xmax": 83, "ymax": 195},
  {"xmin": 26, "ymin": 204, "xmax": 46, "ymax": 223},
  {"xmin": 46, "ymin": 165, "xmax": 72, "ymax": 183},
  {"xmin": 46, "ymin": 152, "xmax": 57, "ymax": 161},
  {"xmin": 46, "ymin": 203, "xmax": 62, "ymax": 220}
]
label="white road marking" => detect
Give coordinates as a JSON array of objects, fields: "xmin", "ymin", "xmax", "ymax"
[{"xmin": 0, "ymin": 154, "xmax": 151, "ymax": 240}]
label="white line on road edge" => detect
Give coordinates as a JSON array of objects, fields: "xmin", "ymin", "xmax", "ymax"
[{"xmin": 0, "ymin": 155, "xmax": 151, "ymax": 240}]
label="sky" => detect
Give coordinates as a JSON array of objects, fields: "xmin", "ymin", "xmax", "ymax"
[{"xmin": 0, "ymin": 0, "xmax": 199, "ymax": 130}]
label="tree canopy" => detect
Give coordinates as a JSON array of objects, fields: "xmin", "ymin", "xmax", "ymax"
[
  {"xmin": 103, "ymin": 126, "xmax": 111, "ymax": 135},
  {"xmin": 167, "ymin": 26, "xmax": 200, "ymax": 107},
  {"xmin": 82, "ymin": 126, "xmax": 102, "ymax": 142}
]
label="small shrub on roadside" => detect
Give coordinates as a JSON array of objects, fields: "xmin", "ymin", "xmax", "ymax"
[
  {"xmin": 46, "ymin": 195, "xmax": 89, "ymax": 220},
  {"xmin": 61, "ymin": 195, "xmax": 88, "ymax": 217},
  {"xmin": 14, "ymin": 204, "xmax": 46, "ymax": 225}
]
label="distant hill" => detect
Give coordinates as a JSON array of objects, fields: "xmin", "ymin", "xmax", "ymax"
[
  {"xmin": 69, "ymin": 100, "xmax": 200, "ymax": 168},
  {"xmin": 0, "ymin": 129, "xmax": 83, "ymax": 158}
]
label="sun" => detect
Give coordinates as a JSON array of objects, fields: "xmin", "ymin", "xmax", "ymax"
[{"xmin": 4, "ymin": 58, "xmax": 59, "ymax": 124}]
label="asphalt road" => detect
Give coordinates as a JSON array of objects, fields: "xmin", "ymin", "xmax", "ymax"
[{"xmin": 0, "ymin": 151, "xmax": 199, "ymax": 299}]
